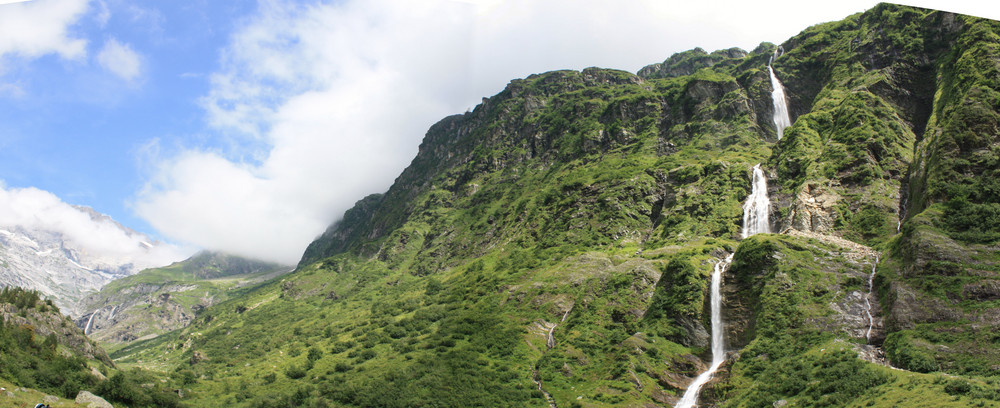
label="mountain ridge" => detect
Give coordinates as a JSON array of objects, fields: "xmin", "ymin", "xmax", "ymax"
[{"xmin": 107, "ymin": 3, "xmax": 1000, "ymax": 407}]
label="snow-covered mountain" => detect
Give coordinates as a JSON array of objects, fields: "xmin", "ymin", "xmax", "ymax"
[{"xmin": 0, "ymin": 202, "xmax": 188, "ymax": 316}]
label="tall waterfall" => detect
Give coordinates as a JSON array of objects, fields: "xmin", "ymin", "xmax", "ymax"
[
  {"xmin": 675, "ymin": 254, "xmax": 734, "ymax": 408},
  {"xmin": 675, "ymin": 164, "xmax": 774, "ymax": 407},
  {"xmin": 768, "ymin": 47, "xmax": 792, "ymax": 140},
  {"xmin": 742, "ymin": 164, "xmax": 771, "ymax": 238}
]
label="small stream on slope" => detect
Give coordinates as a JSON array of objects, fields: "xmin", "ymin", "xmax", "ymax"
[
  {"xmin": 864, "ymin": 257, "xmax": 879, "ymax": 343},
  {"xmin": 84, "ymin": 310, "xmax": 97, "ymax": 335}
]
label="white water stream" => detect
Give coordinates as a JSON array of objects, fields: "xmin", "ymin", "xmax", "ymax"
[
  {"xmin": 84, "ymin": 310, "xmax": 97, "ymax": 335},
  {"xmin": 768, "ymin": 48, "xmax": 792, "ymax": 140},
  {"xmin": 675, "ymin": 254, "xmax": 734, "ymax": 408},
  {"xmin": 676, "ymin": 163, "xmax": 773, "ymax": 407},
  {"xmin": 864, "ymin": 257, "xmax": 879, "ymax": 343},
  {"xmin": 741, "ymin": 164, "xmax": 771, "ymax": 238}
]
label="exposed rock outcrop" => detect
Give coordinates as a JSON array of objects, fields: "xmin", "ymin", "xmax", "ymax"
[{"xmin": 783, "ymin": 183, "xmax": 841, "ymax": 234}]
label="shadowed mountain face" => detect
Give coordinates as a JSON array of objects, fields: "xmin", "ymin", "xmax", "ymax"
[{"xmin": 105, "ymin": 4, "xmax": 1000, "ymax": 407}]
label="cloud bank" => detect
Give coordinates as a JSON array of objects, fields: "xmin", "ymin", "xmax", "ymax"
[
  {"xmin": 0, "ymin": 182, "xmax": 189, "ymax": 267},
  {"xmin": 136, "ymin": 0, "xmax": 476, "ymax": 264}
]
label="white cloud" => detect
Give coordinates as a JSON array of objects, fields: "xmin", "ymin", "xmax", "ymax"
[
  {"xmin": 0, "ymin": 0, "xmax": 89, "ymax": 67},
  {"xmin": 137, "ymin": 0, "xmax": 474, "ymax": 264},
  {"xmin": 137, "ymin": 0, "xmax": 974, "ymax": 264},
  {"xmin": 0, "ymin": 182, "xmax": 190, "ymax": 267},
  {"xmin": 96, "ymin": 37, "xmax": 142, "ymax": 82}
]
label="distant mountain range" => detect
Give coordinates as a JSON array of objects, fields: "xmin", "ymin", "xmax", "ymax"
[
  {"xmin": 0, "ymin": 205, "xmax": 185, "ymax": 316},
  {"xmin": 76, "ymin": 251, "xmax": 290, "ymax": 348}
]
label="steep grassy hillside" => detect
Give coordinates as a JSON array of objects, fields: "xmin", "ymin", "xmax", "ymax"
[{"xmin": 109, "ymin": 4, "xmax": 1000, "ymax": 407}]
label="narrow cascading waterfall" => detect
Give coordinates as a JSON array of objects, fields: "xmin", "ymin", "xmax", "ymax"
[
  {"xmin": 675, "ymin": 254, "xmax": 734, "ymax": 408},
  {"xmin": 84, "ymin": 311, "xmax": 97, "ymax": 335},
  {"xmin": 768, "ymin": 47, "xmax": 792, "ymax": 140},
  {"xmin": 864, "ymin": 257, "xmax": 879, "ymax": 343},
  {"xmin": 742, "ymin": 164, "xmax": 771, "ymax": 238},
  {"xmin": 675, "ymin": 164, "xmax": 773, "ymax": 407}
]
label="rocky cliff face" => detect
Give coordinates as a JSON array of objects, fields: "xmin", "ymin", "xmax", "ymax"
[
  {"xmin": 78, "ymin": 283, "xmax": 208, "ymax": 344},
  {"xmin": 868, "ymin": 8, "xmax": 1000, "ymax": 376},
  {"xmin": 111, "ymin": 4, "xmax": 1000, "ymax": 408}
]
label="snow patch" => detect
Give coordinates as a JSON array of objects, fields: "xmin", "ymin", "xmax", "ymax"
[{"xmin": 66, "ymin": 258, "xmax": 95, "ymax": 272}]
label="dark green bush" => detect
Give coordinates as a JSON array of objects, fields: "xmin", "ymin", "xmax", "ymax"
[
  {"xmin": 884, "ymin": 332, "xmax": 938, "ymax": 373},
  {"xmin": 945, "ymin": 378, "xmax": 972, "ymax": 395},
  {"xmin": 285, "ymin": 365, "xmax": 308, "ymax": 379}
]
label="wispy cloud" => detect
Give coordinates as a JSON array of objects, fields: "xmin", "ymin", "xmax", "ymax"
[
  {"xmin": 0, "ymin": 82, "xmax": 24, "ymax": 97},
  {"xmin": 96, "ymin": 37, "xmax": 142, "ymax": 82},
  {"xmin": 93, "ymin": 0, "xmax": 111, "ymax": 28}
]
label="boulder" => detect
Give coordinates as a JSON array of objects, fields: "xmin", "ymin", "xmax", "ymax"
[
  {"xmin": 76, "ymin": 390, "xmax": 113, "ymax": 408},
  {"xmin": 190, "ymin": 350, "xmax": 210, "ymax": 364},
  {"xmin": 90, "ymin": 366, "xmax": 107, "ymax": 381}
]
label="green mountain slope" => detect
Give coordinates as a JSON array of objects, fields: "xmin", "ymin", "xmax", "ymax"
[
  {"xmin": 77, "ymin": 251, "xmax": 289, "ymax": 350},
  {"xmin": 111, "ymin": 4, "xmax": 1000, "ymax": 407},
  {"xmin": 0, "ymin": 287, "xmax": 182, "ymax": 407}
]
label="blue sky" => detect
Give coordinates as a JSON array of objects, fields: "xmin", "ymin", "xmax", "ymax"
[
  {"xmin": 0, "ymin": 0, "xmax": 251, "ymax": 220},
  {"xmin": 1, "ymin": 1, "xmax": 227, "ymax": 222},
  {"xmin": 0, "ymin": 0, "xmax": 993, "ymax": 264}
]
